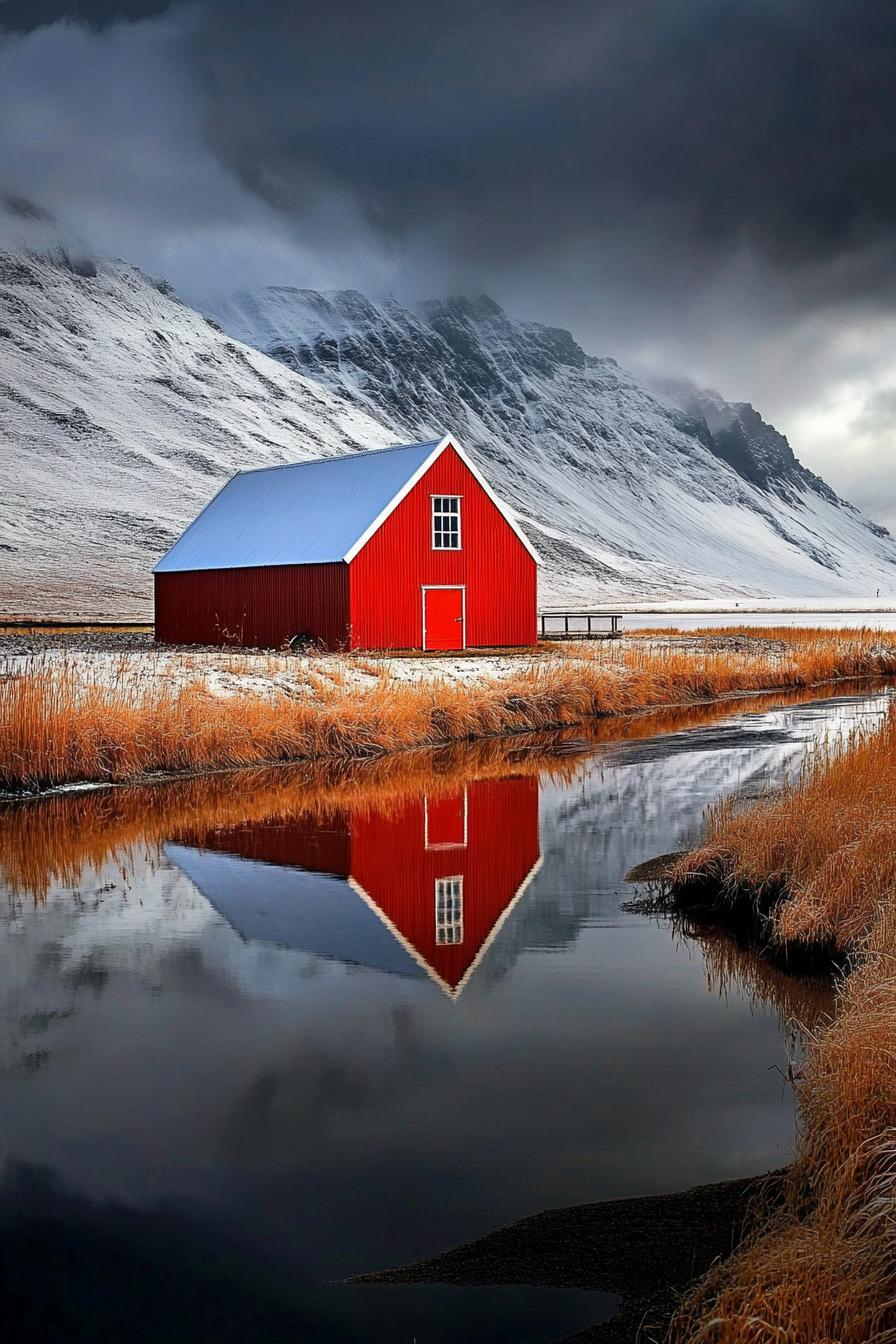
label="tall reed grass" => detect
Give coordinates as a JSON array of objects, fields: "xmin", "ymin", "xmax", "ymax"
[
  {"xmin": 2, "ymin": 629, "xmax": 895, "ymax": 792},
  {"xmin": 666, "ymin": 704, "xmax": 896, "ymax": 1343},
  {"xmin": 0, "ymin": 685, "xmax": 848, "ymax": 902}
]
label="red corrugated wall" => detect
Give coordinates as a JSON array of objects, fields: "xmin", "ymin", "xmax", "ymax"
[
  {"xmin": 348, "ymin": 444, "xmax": 537, "ymax": 649},
  {"xmin": 173, "ymin": 774, "xmax": 541, "ymax": 993},
  {"xmin": 185, "ymin": 813, "xmax": 352, "ymax": 876},
  {"xmin": 154, "ymin": 562, "xmax": 349, "ymax": 648},
  {"xmin": 351, "ymin": 775, "xmax": 541, "ymax": 991}
]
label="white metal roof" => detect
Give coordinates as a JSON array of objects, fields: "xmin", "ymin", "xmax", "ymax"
[
  {"xmin": 154, "ymin": 434, "xmax": 539, "ymax": 573},
  {"xmin": 165, "ymin": 844, "xmax": 425, "ymax": 978}
]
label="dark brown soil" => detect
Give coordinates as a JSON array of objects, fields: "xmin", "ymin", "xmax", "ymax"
[
  {"xmin": 624, "ymin": 852, "xmax": 686, "ymax": 884},
  {"xmin": 353, "ymin": 1170, "xmax": 786, "ymax": 1342}
]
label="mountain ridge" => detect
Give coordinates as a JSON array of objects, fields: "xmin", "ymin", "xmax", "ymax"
[
  {"xmin": 211, "ymin": 285, "xmax": 896, "ymax": 600},
  {"xmin": 1, "ymin": 240, "xmax": 895, "ymax": 620}
]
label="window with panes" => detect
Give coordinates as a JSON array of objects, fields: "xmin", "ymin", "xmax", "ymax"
[
  {"xmin": 431, "ymin": 496, "xmax": 461, "ymax": 549},
  {"xmin": 435, "ymin": 876, "xmax": 463, "ymax": 944}
]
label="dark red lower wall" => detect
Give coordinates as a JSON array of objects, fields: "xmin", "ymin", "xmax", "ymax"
[
  {"xmin": 154, "ymin": 563, "xmax": 350, "ymax": 649},
  {"xmin": 183, "ymin": 814, "xmax": 352, "ymax": 876}
]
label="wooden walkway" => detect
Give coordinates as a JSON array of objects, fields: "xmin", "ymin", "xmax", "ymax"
[{"xmin": 538, "ymin": 610, "xmax": 623, "ymax": 640}]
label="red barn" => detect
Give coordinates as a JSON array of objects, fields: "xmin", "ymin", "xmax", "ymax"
[
  {"xmin": 153, "ymin": 433, "xmax": 538, "ymax": 650},
  {"xmin": 166, "ymin": 775, "xmax": 542, "ymax": 998}
]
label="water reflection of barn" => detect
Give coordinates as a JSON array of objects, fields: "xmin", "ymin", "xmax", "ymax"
[{"xmin": 166, "ymin": 776, "xmax": 541, "ymax": 997}]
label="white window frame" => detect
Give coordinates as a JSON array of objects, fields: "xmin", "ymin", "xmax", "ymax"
[
  {"xmin": 431, "ymin": 495, "xmax": 462, "ymax": 550},
  {"xmin": 424, "ymin": 789, "xmax": 469, "ymax": 850},
  {"xmin": 435, "ymin": 876, "xmax": 464, "ymax": 946}
]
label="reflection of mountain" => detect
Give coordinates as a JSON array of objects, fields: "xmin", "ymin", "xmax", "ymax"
[{"xmin": 166, "ymin": 777, "xmax": 541, "ymax": 997}]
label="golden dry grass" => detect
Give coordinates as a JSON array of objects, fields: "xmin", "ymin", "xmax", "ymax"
[
  {"xmin": 0, "ymin": 733, "xmax": 585, "ymax": 901},
  {"xmin": 670, "ymin": 702, "xmax": 896, "ymax": 952},
  {"xmin": 2, "ymin": 629, "xmax": 895, "ymax": 792},
  {"xmin": 666, "ymin": 705, "xmax": 896, "ymax": 1343},
  {"xmin": 0, "ymin": 686, "xmax": 834, "ymax": 901},
  {"xmin": 687, "ymin": 926, "xmax": 837, "ymax": 1038},
  {"xmin": 671, "ymin": 924, "xmax": 896, "ymax": 1344}
]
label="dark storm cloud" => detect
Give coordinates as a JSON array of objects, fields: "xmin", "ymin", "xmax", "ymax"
[
  {"xmin": 6, "ymin": 0, "xmax": 896, "ymax": 301},
  {"xmin": 0, "ymin": 0, "xmax": 175, "ymax": 28},
  {"xmin": 2, "ymin": 0, "xmax": 895, "ymax": 525},
  {"xmin": 183, "ymin": 0, "xmax": 896, "ymax": 299},
  {"xmin": 11, "ymin": 0, "xmax": 895, "ymax": 293}
]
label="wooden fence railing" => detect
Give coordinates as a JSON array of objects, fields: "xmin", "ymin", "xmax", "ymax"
[{"xmin": 538, "ymin": 611, "xmax": 623, "ymax": 639}]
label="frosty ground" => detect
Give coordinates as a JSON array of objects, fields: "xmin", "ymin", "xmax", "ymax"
[
  {"xmin": 0, "ymin": 628, "xmax": 801, "ymax": 700},
  {"xmin": 3, "ymin": 625, "xmax": 896, "ymax": 798}
]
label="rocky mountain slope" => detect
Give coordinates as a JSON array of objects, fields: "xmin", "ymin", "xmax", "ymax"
[
  {"xmin": 2, "ymin": 240, "xmax": 895, "ymax": 619},
  {"xmin": 0, "ymin": 249, "xmax": 392, "ymax": 618},
  {"xmin": 212, "ymin": 288, "xmax": 896, "ymax": 603}
]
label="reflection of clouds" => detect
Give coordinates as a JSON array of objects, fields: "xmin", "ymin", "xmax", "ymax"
[
  {"xmin": 0, "ymin": 694, "xmax": 881, "ymax": 1279},
  {"xmin": 0, "ymin": 872, "xmax": 786, "ymax": 1267},
  {"xmin": 0, "ymin": 1155, "xmax": 341, "ymax": 1339}
]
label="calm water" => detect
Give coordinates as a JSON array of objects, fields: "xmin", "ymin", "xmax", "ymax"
[
  {"xmin": 1, "ymin": 689, "xmax": 892, "ymax": 1341},
  {"xmin": 627, "ymin": 610, "xmax": 896, "ymax": 631}
]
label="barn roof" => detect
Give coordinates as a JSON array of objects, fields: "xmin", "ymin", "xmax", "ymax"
[
  {"xmin": 154, "ymin": 434, "xmax": 538, "ymax": 573},
  {"xmin": 165, "ymin": 843, "xmax": 428, "ymax": 981},
  {"xmin": 154, "ymin": 439, "xmax": 442, "ymax": 573}
]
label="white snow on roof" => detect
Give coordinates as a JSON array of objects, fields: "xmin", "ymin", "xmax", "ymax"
[{"xmin": 154, "ymin": 440, "xmax": 442, "ymax": 572}]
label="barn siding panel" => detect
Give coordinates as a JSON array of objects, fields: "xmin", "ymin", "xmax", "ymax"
[
  {"xmin": 185, "ymin": 813, "xmax": 352, "ymax": 877},
  {"xmin": 350, "ymin": 776, "xmax": 541, "ymax": 991},
  {"xmin": 348, "ymin": 445, "xmax": 537, "ymax": 649},
  {"xmin": 154, "ymin": 563, "xmax": 349, "ymax": 649}
]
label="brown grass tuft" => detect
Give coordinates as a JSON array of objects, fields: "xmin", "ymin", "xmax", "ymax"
[
  {"xmin": 666, "ymin": 703, "xmax": 896, "ymax": 1343},
  {"xmin": 670, "ymin": 703, "xmax": 896, "ymax": 953},
  {"xmin": 2, "ymin": 630, "xmax": 895, "ymax": 793}
]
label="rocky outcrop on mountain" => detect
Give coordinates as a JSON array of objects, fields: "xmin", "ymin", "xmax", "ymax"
[
  {"xmin": 2, "ymin": 238, "xmax": 895, "ymax": 619},
  {"xmin": 212, "ymin": 287, "xmax": 896, "ymax": 603}
]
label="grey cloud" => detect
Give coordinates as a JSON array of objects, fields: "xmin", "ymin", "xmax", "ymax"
[
  {"xmin": 190, "ymin": 1, "xmax": 896, "ymax": 296},
  {"xmin": 853, "ymin": 387, "xmax": 896, "ymax": 436},
  {"xmin": 0, "ymin": 9, "xmax": 396, "ymax": 300},
  {"xmin": 12, "ymin": 1, "xmax": 896, "ymax": 307},
  {"xmin": 0, "ymin": 1, "xmax": 175, "ymax": 29},
  {"xmin": 1, "ymin": 0, "xmax": 896, "ymax": 525}
]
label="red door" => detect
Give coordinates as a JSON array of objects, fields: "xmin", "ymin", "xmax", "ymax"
[
  {"xmin": 425, "ymin": 791, "xmax": 467, "ymax": 848},
  {"xmin": 423, "ymin": 587, "xmax": 465, "ymax": 650}
]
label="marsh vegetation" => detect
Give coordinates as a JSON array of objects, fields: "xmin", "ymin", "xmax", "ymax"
[
  {"xmin": 655, "ymin": 705, "xmax": 896, "ymax": 1343},
  {"xmin": 2, "ymin": 628, "xmax": 895, "ymax": 793}
]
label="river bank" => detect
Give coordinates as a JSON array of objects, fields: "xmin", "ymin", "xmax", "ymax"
[
  {"xmin": 355, "ymin": 1171, "xmax": 787, "ymax": 1342},
  {"xmin": 3, "ymin": 628, "xmax": 896, "ymax": 795},
  {"xmin": 630, "ymin": 705, "xmax": 896, "ymax": 1342}
]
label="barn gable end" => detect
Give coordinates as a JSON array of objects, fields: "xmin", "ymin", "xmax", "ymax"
[{"xmin": 348, "ymin": 443, "xmax": 537, "ymax": 650}]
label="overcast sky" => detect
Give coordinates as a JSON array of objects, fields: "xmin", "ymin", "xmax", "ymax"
[{"xmin": 1, "ymin": 0, "xmax": 895, "ymax": 528}]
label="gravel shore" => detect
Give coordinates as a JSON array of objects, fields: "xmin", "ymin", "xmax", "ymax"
[{"xmin": 355, "ymin": 1171, "xmax": 786, "ymax": 1343}]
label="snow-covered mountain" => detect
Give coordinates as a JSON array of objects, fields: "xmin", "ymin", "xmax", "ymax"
[
  {"xmin": 0, "ymin": 249, "xmax": 392, "ymax": 618},
  {"xmin": 212, "ymin": 288, "xmax": 896, "ymax": 605},
  {"xmin": 2, "ymin": 237, "xmax": 895, "ymax": 619}
]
